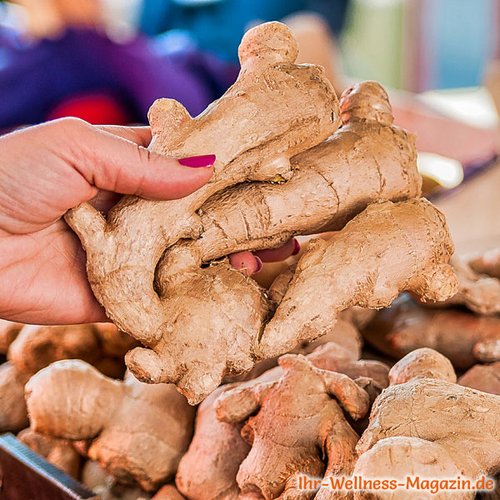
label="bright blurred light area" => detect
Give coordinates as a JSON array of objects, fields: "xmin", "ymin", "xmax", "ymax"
[{"xmin": 418, "ymin": 152, "xmax": 464, "ymax": 190}]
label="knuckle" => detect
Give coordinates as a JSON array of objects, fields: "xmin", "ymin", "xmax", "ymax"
[{"xmin": 52, "ymin": 117, "xmax": 91, "ymax": 134}]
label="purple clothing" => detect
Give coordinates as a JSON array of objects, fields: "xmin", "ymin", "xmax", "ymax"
[{"xmin": 0, "ymin": 28, "xmax": 238, "ymax": 129}]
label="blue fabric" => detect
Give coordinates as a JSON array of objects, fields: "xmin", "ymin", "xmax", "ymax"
[{"xmin": 140, "ymin": 0, "xmax": 349, "ymax": 62}]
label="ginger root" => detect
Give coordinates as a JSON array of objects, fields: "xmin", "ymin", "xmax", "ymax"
[
  {"xmin": 17, "ymin": 428, "xmax": 81, "ymax": 478},
  {"xmin": 175, "ymin": 385, "xmax": 252, "ymax": 500},
  {"xmin": 65, "ymin": 19, "xmax": 430, "ymax": 403},
  {"xmin": 129, "ymin": 196, "xmax": 454, "ymax": 404},
  {"xmin": 258, "ymin": 198, "xmax": 458, "ymax": 359},
  {"xmin": 177, "ymin": 324, "xmax": 389, "ymax": 500},
  {"xmin": 354, "ymin": 348, "xmax": 500, "ymax": 499},
  {"xmin": 185, "ymin": 80, "xmax": 420, "ymax": 262},
  {"xmin": 445, "ymin": 256, "xmax": 500, "ymax": 315},
  {"xmin": 0, "ymin": 323, "xmax": 113, "ymax": 432},
  {"xmin": 0, "ymin": 362, "xmax": 30, "ymax": 432},
  {"xmin": 65, "ymin": 20, "xmax": 339, "ymax": 352},
  {"xmin": 362, "ymin": 295, "xmax": 500, "ymax": 369},
  {"xmin": 226, "ymin": 316, "xmax": 363, "ymax": 383},
  {"xmin": 215, "ymin": 354, "xmax": 370, "ymax": 499},
  {"xmin": 8, "ymin": 324, "xmax": 100, "ymax": 375},
  {"xmin": 26, "ymin": 361, "xmax": 195, "ymax": 491}
]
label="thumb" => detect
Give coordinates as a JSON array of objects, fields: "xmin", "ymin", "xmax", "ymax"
[{"xmin": 70, "ymin": 120, "xmax": 214, "ymax": 200}]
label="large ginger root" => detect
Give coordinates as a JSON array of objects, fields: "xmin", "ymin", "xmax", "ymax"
[
  {"xmin": 185, "ymin": 80, "xmax": 420, "ymax": 261},
  {"xmin": 158, "ymin": 79, "xmax": 417, "ymax": 391},
  {"xmin": 129, "ymin": 197, "xmax": 453, "ymax": 403},
  {"xmin": 215, "ymin": 354, "xmax": 370, "ymax": 499},
  {"xmin": 18, "ymin": 428, "xmax": 81, "ymax": 478},
  {"xmin": 177, "ymin": 328, "xmax": 389, "ymax": 500},
  {"xmin": 258, "ymin": 198, "xmax": 458, "ymax": 359},
  {"xmin": 0, "ymin": 319, "xmax": 23, "ymax": 354},
  {"xmin": 362, "ymin": 295, "xmax": 500, "ymax": 369},
  {"xmin": 0, "ymin": 324, "xmax": 107, "ymax": 432},
  {"xmin": 354, "ymin": 348, "xmax": 500, "ymax": 499},
  {"xmin": 7, "ymin": 322, "xmax": 133, "ymax": 376},
  {"xmin": 26, "ymin": 361, "xmax": 195, "ymax": 491},
  {"xmin": 66, "ymin": 23, "xmax": 426, "ymax": 403},
  {"xmin": 445, "ymin": 256, "xmax": 500, "ymax": 315},
  {"xmin": 459, "ymin": 362, "xmax": 500, "ymax": 395},
  {"xmin": 65, "ymin": 21, "xmax": 339, "ymax": 350}
]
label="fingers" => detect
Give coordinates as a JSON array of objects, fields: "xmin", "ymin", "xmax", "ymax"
[
  {"xmin": 62, "ymin": 119, "xmax": 214, "ymax": 200},
  {"xmin": 229, "ymin": 251, "xmax": 263, "ymax": 276},
  {"xmin": 229, "ymin": 239, "xmax": 300, "ymax": 276},
  {"xmin": 255, "ymin": 238, "xmax": 300, "ymax": 262},
  {"xmin": 97, "ymin": 125, "xmax": 152, "ymax": 147}
]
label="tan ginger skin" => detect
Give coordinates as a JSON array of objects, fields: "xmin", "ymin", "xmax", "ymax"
[
  {"xmin": 225, "ymin": 315, "xmax": 368, "ymax": 383},
  {"xmin": 176, "ymin": 324, "xmax": 389, "ymax": 500},
  {"xmin": 65, "ymin": 20, "xmax": 339, "ymax": 355},
  {"xmin": 0, "ymin": 323, "xmax": 136, "ymax": 433},
  {"xmin": 354, "ymin": 348, "xmax": 500, "ymax": 500},
  {"xmin": 444, "ymin": 256, "xmax": 500, "ymax": 315},
  {"xmin": 258, "ymin": 198, "xmax": 458, "ymax": 359},
  {"xmin": 0, "ymin": 362, "xmax": 30, "ymax": 432},
  {"xmin": 361, "ymin": 295, "xmax": 500, "ymax": 370},
  {"xmin": 215, "ymin": 354, "xmax": 370, "ymax": 499},
  {"xmin": 26, "ymin": 360, "xmax": 195, "ymax": 491},
  {"xmin": 64, "ymin": 21, "xmax": 431, "ymax": 404},
  {"xmin": 183, "ymin": 80, "xmax": 420, "ymax": 262},
  {"xmin": 17, "ymin": 428, "xmax": 81, "ymax": 479},
  {"xmin": 174, "ymin": 321, "xmax": 368, "ymax": 500},
  {"xmin": 127, "ymin": 196, "xmax": 456, "ymax": 403},
  {"xmin": 175, "ymin": 385, "xmax": 251, "ymax": 500},
  {"xmin": 0, "ymin": 323, "xmax": 112, "ymax": 433},
  {"xmin": 148, "ymin": 80, "xmax": 419, "ymax": 400}
]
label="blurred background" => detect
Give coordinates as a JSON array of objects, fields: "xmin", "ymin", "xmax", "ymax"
[{"xmin": 0, "ymin": 0, "xmax": 499, "ymax": 250}]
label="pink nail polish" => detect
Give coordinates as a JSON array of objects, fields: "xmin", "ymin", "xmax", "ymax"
[
  {"xmin": 179, "ymin": 154, "xmax": 216, "ymax": 168},
  {"xmin": 292, "ymin": 239, "xmax": 301, "ymax": 256},
  {"xmin": 255, "ymin": 256, "xmax": 263, "ymax": 273}
]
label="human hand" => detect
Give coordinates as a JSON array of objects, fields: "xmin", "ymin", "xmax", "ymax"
[
  {"xmin": 0, "ymin": 118, "xmax": 214, "ymax": 324},
  {"xmin": 0, "ymin": 118, "xmax": 297, "ymax": 325}
]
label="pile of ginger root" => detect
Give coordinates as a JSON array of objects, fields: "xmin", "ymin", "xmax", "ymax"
[
  {"xmin": 2, "ymin": 20, "xmax": 500, "ymax": 500},
  {"xmin": 362, "ymin": 248, "xmax": 500, "ymax": 396}
]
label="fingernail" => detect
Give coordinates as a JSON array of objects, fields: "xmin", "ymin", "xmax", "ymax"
[
  {"xmin": 255, "ymin": 256, "xmax": 263, "ymax": 273},
  {"xmin": 179, "ymin": 154, "xmax": 216, "ymax": 168},
  {"xmin": 291, "ymin": 239, "xmax": 301, "ymax": 256}
]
